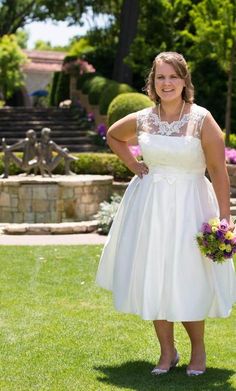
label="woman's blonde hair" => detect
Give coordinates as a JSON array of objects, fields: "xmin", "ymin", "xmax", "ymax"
[{"xmin": 144, "ymin": 52, "xmax": 194, "ymax": 104}]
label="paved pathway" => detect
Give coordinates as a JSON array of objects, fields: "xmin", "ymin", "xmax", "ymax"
[{"xmin": 0, "ymin": 233, "xmax": 107, "ymax": 246}]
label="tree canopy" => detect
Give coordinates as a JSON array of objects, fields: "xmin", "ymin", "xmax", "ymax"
[
  {"xmin": 0, "ymin": 0, "xmax": 90, "ymax": 36},
  {"xmin": 186, "ymin": 0, "xmax": 236, "ymax": 142},
  {"xmin": 0, "ymin": 34, "xmax": 27, "ymax": 100}
]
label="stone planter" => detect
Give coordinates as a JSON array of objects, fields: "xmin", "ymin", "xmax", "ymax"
[
  {"xmin": 69, "ymin": 76, "xmax": 80, "ymax": 105},
  {"xmin": 89, "ymin": 105, "xmax": 107, "ymax": 126},
  {"xmin": 93, "ymin": 106, "xmax": 107, "ymax": 127},
  {"xmin": 0, "ymin": 175, "xmax": 113, "ymax": 223},
  {"xmin": 80, "ymin": 93, "xmax": 91, "ymax": 112}
]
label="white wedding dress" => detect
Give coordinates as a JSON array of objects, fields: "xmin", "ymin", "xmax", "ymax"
[{"xmin": 96, "ymin": 104, "xmax": 236, "ymax": 321}]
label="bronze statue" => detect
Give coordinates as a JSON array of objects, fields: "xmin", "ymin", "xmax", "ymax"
[
  {"xmin": 38, "ymin": 128, "xmax": 77, "ymax": 177},
  {"xmin": 1, "ymin": 129, "xmax": 40, "ymax": 178},
  {"xmin": 1, "ymin": 128, "xmax": 77, "ymax": 177}
]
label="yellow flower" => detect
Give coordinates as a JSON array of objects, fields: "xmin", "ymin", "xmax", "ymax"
[
  {"xmin": 225, "ymin": 231, "xmax": 234, "ymax": 240},
  {"xmin": 208, "ymin": 217, "xmax": 220, "ymax": 227},
  {"xmin": 219, "ymin": 243, "xmax": 226, "ymax": 250},
  {"xmin": 212, "ymin": 226, "xmax": 218, "ymax": 233},
  {"xmin": 225, "ymin": 244, "xmax": 232, "ymax": 253}
]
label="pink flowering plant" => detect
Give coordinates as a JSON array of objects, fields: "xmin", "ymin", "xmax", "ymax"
[
  {"xmin": 225, "ymin": 147, "xmax": 236, "ymax": 164},
  {"xmin": 62, "ymin": 58, "xmax": 95, "ymax": 75},
  {"xmin": 128, "ymin": 145, "xmax": 142, "ymax": 158},
  {"xmin": 196, "ymin": 218, "xmax": 236, "ymax": 263}
]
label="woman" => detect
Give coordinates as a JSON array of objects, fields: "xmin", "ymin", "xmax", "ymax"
[{"xmin": 96, "ymin": 52, "xmax": 236, "ymax": 376}]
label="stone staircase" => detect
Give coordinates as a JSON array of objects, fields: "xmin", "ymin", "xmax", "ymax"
[{"xmin": 0, "ymin": 107, "xmax": 98, "ymax": 152}]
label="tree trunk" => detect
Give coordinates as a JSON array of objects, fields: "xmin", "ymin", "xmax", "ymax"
[
  {"xmin": 225, "ymin": 39, "xmax": 236, "ymax": 146},
  {"xmin": 112, "ymin": 0, "xmax": 139, "ymax": 84}
]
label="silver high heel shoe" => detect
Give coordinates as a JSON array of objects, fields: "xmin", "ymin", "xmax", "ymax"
[
  {"xmin": 186, "ymin": 368, "xmax": 206, "ymax": 376},
  {"xmin": 186, "ymin": 354, "xmax": 206, "ymax": 376},
  {"xmin": 151, "ymin": 351, "xmax": 180, "ymax": 375}
]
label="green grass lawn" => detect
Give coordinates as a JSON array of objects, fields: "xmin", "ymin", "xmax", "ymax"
[{"xmin": 0, "ymin": 245, "xmax": 235, "ymax": 391}]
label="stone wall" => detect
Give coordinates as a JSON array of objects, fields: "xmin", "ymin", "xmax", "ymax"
[{"xmin": 0, "ymin": 175, "xmax": 113, "ymax": 223}]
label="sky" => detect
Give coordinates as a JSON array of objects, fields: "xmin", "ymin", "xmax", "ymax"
[
  {"xmin": 26, "ymin": 13, "xmax": 110, "ymax": 49},
  {"xmin": 26, "ymin": 21, "xmax": 86, "ymax": 48}
]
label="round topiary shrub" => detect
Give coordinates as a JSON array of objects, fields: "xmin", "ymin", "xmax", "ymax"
[
  {"xmin": 107, "ymin": 92, "xmax": 154, "ymax": 126},
  {"xmin": 99, "ymin": 82, "xmax": 135, "ymax": 115},
  {"xmin": 88, "ymin": 76, "xmax": 110, "ymax": 105}
]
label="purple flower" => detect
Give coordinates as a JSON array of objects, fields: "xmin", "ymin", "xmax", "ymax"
[
  {"xmin": 219, "ymin": 219, "xmax": 229, "ymax": 233},
  {"xmin": 216, "ymin": 230, "xmax": 225, "ymax": 240},
  {"xmin": 97, "ymin": 123, "xmax": 107, "ymax": 137},
  {"xmin": 201, "ymin": 223, "xmax": 212, "ymax": 233},
  {"xmin": 87, "ymin": 112, "xmax": 94, "ymax": 122}
]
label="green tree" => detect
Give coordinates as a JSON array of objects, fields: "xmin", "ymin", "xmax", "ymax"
[
  {"xmin": 0, "ymin": 0, "xmax": 88, "ymax": 36},
  {"xmin": 15, "ymin": 29, "xmax": 29, "ymax": 48},
  {"xmin": 187, "ymin": 0, "xmax": 236, "ymax": 144},
  {"xmin": 112, "ymin": 0, "xmax": 139, "ymax": 84},
  {"xmin": 34, "ymin": 40, "xmax": 53, "ymax": 50},
  {"xmin": 0, "ymin": 34, "xmax": 27, "ymax": 100},
  {"xmin": 125, "ymin": 0, "xmax": 195, "ymax": 90}
]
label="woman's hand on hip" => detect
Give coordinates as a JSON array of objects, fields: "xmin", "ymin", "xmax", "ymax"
[{"xmin": 128, "ymin": 160, "xmax": 149, "ymax": 178}]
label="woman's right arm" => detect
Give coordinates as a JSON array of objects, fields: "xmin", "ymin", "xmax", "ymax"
[{"xmin": 107, "ymin": 113, "xmax": 149, "ymax": 178}]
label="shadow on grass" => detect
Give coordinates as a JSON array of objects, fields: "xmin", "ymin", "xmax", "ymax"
[{"xmin": 95, "ymin": 361, "xmax": 235, "ymax": 391}]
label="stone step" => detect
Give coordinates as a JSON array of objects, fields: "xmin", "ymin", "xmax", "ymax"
[
  {"xmin": 67, "ymin": 144, "xmax": 102, "ymax": 152},
  {"xmin": 0, "ymin": 106, "xmax": 97, "ymax": 152},
  {"xmin": 0, "ymin": 117, "xmax": 82, "ymax": 123},
  {"xmin": 0, "ymin": 114, "xmax": 83, "ymax": 120},
  {"xmin": 1, "ymin": 220, "xmax": 99, "ymax": 235},
  {"xmin": 0, "ymin": 136, "xmax": 93, "ymax": 145},
  {"xmin": 230, "ymin": 206, "xmax": 236, "ymax": 216},
  {"xmin": 0, "ymin": 107, "xmax": 82, "ymax": 113},
  {"xmin": 0, "ymin": 130, "xmax": 88, "ymax": 137}
]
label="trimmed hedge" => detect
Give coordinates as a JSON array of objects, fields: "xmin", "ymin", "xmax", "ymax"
[
  {"xmin": 99, "ymin": 81, "xmax": 135, "ymax": 115},
  {"xmin": 54, "ymin": 72, "xmax": 70, "ymax": 106},
  {"xmin": 81, "ymin": 73, "xmax": 100, "ymax": 94},
  {"xmin": 71, "ymin": 153, "xmax": 132, "ymax": 180},
  {"xmin": 88, "ymin": 76, "xmax": 110, "ymax": 105},
  {"xmin": 49, "ymin": 72, "xmax": 60, "ymax": 106},
  {"xmin": 108, "ymin": 92, "xmax": 154, "ymax": 126},
  {"xmin": 77, "ymin": 72, "xmax": 98, "ymax": 91},
  {"xmin": 0, "ymin": 152, "xmax": 133, "ymax": 181}
]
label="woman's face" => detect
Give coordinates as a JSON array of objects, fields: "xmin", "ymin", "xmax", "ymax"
[{"xmin": 154, "ymin": 61, "xmax": 185, "ymax": 103}]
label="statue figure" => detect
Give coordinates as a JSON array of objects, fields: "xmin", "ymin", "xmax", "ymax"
[
  {"xmin": 38, "ymin": 127, "xmax": 77, "ymax": 177},
  {"xmin": 1, "ymin": 128, "xmax": 77, "ymax": 177},
  {"xmin": 1, "ymin": 129, "xmax": 40, "ymax": 178}
]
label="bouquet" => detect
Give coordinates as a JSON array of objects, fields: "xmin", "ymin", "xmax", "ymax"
[{"xmin": 196, "ymin": 218, "xmax": 236, "ymax": 263}]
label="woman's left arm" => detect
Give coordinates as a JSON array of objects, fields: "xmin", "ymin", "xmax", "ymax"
[{"xmin": 201, "ymin": 113, "xmax": 233, "ymax": 227}]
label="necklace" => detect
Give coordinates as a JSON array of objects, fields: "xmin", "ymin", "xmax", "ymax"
[{"xmin": 158, "ymin": 100, "xmax": 185, "ymax": 122}]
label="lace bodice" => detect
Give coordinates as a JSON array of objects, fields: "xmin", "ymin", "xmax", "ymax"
[
  {"xmin": 136, "ymin": 103, "xmax": 208, "ymax": 138},
  {"xmin": 136, "ymin": 104, "xmax": 209, "ymax": 174}
]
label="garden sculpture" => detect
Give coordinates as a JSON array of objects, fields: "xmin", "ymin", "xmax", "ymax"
[
  {"xmin": 38, "ymin": 127, "xmax": 77, "ymax": 177},
  {"xmin": 1, "ymin": 129, "xmax": 41, "ymax": 178},
  {"xmin": 1, "ymin": 128, "xmax": 77, "ymax": 177}
]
